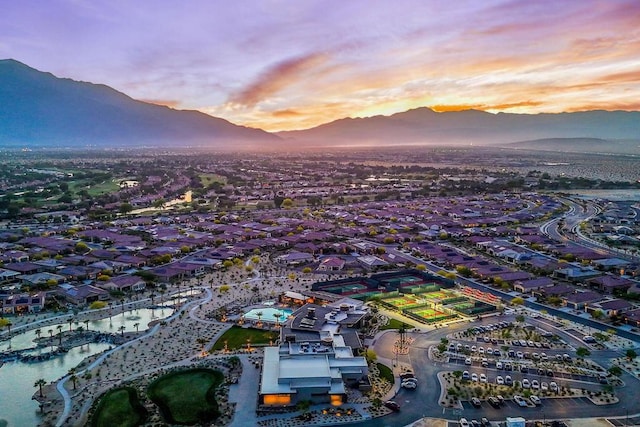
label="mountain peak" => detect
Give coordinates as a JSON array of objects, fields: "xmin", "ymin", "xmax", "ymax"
[{"xmin": 0, "ymin": 60, "xmax": 277, "ymax": 148}]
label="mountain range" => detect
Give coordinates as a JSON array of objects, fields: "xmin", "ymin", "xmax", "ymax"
[
  {"xmin": 278, "ymin": 108, "xmax": 640, "ymax": 154},
  {"xmin": 0, "ymin": 59, "xmax": 276, "ymax": 148},
  {"xmin": 1, "ymin": 59, "xmax": 639, "ymax": 153}
]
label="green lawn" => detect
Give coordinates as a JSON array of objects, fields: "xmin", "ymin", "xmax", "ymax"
[
  {"xmin": 379, "ymin": 318, "xmax": 406, "ymax": 330},
  {"xmin": 69, "ymin": 179, "xmax": 120, "ymax": 196},
  {"xmin": 211, "ymin": 325, "xmax": 277, "ymax": 351},
  {"xmin": 91, "ymin": 387, "xmax": 146, "ymax": 427},
  {"xmin": 376, "ymin": 362, "xmax": 394, "ymax": 384},
  {"xmin": 199, "ymin": 173, "xmax": 226, "ymax": 187},
  {"xmin": 147, "ymin": 369, "xmax": 223, "ymax": 425}
]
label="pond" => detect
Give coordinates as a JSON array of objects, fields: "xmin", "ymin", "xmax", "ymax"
[{"xmin": 0, "ymin": 306, "xmax": 173, "ymax": 427}]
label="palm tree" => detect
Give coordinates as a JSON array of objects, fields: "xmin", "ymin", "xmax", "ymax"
[
  {"xmin": 119, "ymin": 325, "xmax": 126, "ymax": 336},
  {"xmin": 68, "ymin": 368, "xmax": 78, "ymax": 390},
  {"xmin": 133, "ymin": 322, "xmax": 140, "ymax": 333},
  {"xmin": 256, "ymin": 311, "xmax": 263, "ymax": 327},
  {"xmin": 84, "ymin": 319, "xmax": 89, "ymax": 331},
  {"xmin": 56, "ymin": 325, "xmax": 63, "ymax": 346},
  {"xmin": 35, "ymin": 328, "xmax": 42, "ymax": 340},
  {"xmin": 34, "ymin": 378, "xmax": 47, "ymax": 398},
  {"xmin": 273, "ymin": 312, "xmax": 280, "ymax": 328},
  {"xmin": 150, "ymin": 292, "xmax": 156, "ymax": 305},
  {"xmin": 68, "ymin": 318, "xmax": 74, "ymax": 332}
]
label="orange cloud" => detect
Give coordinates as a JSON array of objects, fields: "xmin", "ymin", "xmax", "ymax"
[
  {"xmin": 229, "ymin": 52, "xmax": 328, "ymax": 107},
  {"xmin": 271, "ymin": 109, "xmax": 302, "ymax": 118}
]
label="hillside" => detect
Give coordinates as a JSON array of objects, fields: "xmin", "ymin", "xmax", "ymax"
[{"xmin": 0, "ymin": 59, "xmax": 277, "ymax": 148}]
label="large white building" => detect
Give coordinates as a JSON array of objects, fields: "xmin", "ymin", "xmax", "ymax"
[{"xmin": 259, "ymin": 303, "xmax": 370, "ymax": 407}]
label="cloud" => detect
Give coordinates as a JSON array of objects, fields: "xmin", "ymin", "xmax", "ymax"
[
  {"xmin": 229, "ymin": 52, "xmax": 329, "ymax": 107},
  {"xmin": 431, "ymin": 101, "xmax": 543, "ymax": 112},
  {"xmin": 271, "ymin": 109, "xmax": 302, "ymax": 118}
]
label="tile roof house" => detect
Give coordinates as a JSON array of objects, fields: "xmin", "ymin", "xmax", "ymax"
[
  {"xmin": 588, "ymin": 275, "xmax": 635, "ymax": 294},
  {"xmin": 563, "ymin": 291, "xmax": 603, "ymax": 310},
  {"xmin": 513, "ymin": 277, "xmax": 555, "ymax": 294},
  {"xmin": 587, "ymin": 299, "xmax": 633, "ymax": 317},
  {"xmin": 100, "ymin": 275, "xmax": 147, "ymax": 293}
]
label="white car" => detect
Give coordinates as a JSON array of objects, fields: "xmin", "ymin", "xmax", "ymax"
[
  {"xmin": 516, "ymin": 351, "xmax": 524, "ymax": 359},
  {"xmin": 531, "ymin": 379, "xmax": 540, "ymax": 389},
  {"xmin": 401, "ymin": 380, "xmax": 417, "ymax": 389},
  {"xmin": 522, "ymin": 379, "xmax": 531, "ymax": 389},
  {"xmin": 465, "ymin": 358, "xmax": 472, "ymax": 365},
  {"xmin": 480, "ymin": 373, "xmax": 487, "ymax": 383},
  {"xmin": 478, "ymin": 347, "xmax": 485, "ymax": 354},
  {"xmin": 471, "ymin": 373, "xmax": 479, "ymax": 382},
  {"xmin": 486, "ymin": 348, "xmax": 493, "ymax": 355},
  {"xmin": 496, "ymin": 376, "xmax": 504, "ymax": 385},
  {"xmin": 459, "ymin": 418, "xmax": 470, "ymax": 427},
  {"xmin": 530, "ymin": 395, "xmax": 542, "ymax": 406},
  {"xmin": 514, "ymin": 395, "xmax": 528, "ymax": 407},
  {"xmin": 541, "ymin": 382, "xmax": 549, "ymax": 391},
  {"xmin": 550, "ymin": 381, "xmax": 558, "ymax": 392},
  {"xmin": 496, "ymin": 361, "xmax": 503, "ymax": 370}
]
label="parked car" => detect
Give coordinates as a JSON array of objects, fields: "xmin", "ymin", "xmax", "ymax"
[
  {"xmin": 541, "ymin": 382, "xmax": 549, "ymax": 391},
  {"xmin": 384, "ymin": 401, "xmax": 400, "ymax": 412},
  {"xmin": 471, "ymin": 373, "xmax": 479, "ymax": 382},
  {"xmin": 530, "ymin": 395, "xmax": 542, "ymax": 406},
  {"xmin": 505, "ymin": 375, "xmax": 513, "ymax": 386},
  {"xmin": 514, "ymin": 395, "xmax": 528, "ymax": 407},
  {"xmin": 522, "ymin": 379, "xmax": 531, "ymax": 389},
  {"xmin": 496, "ymin": 361, "xmax": 503, "ymax": 370},
  {"xmin": 480, "ymin": 373, "xmax": 487, "ymax": 383},
  {"xmin": 459, "ymin": 418, "xmax": 470, "ymax": 427},
  {"xmin": 531, "ymin": 379, "xmax": 540, "ymax": 389},
  {"xmin": 488, "ymin": 396, "xmax": 501, "ymax": 408},
  {"xmin": 471, "ymin": 397, "xmax": 482, "ymax": 407},
  {"xmin": 465, "ymin": 358, "xmax": 472, "ymax": 365},
  {"xmin": 496, "ymin": 375, "xmax": 504, "ymax": 385},
  {"xmin": 463, "ymin": 371, "xmax": 470, "ymax": 380},
  {"xmin": 550, "ymin": 381, "xmax": 558, "ymax": 392}
]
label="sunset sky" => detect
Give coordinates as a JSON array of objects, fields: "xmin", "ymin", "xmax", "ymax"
[{"xmin": 2, "ymin": 0, "xmax": 639, "ymax": 131}]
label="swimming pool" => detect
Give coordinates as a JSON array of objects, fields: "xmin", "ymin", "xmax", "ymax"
[{"xmin": 244, "ymin": 307, "xmax": 292, "ymax": 323}]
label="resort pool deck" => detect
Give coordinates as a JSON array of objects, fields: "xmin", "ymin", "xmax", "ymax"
[{"xmin": 244, "ymin": 307, "xmax": 292, "ymax": 323}]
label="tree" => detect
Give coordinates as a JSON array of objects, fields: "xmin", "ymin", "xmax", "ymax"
[
  {"xmin": 119, "ymin": 203, "xmax": 133, "ymax": 214},
  {"xmin": 74, "ymin": 242, "xmax": 89, "ymax": 254},
  {"xmin": 34, "ymin": 378, "xmax": 47, "ymax": 398},
  {"xmin": 626, "ymin": 349, "xmax": 637, "ymax": 361},
  {"xmin": 511, "ymin": 297, "xmax": 525, "ymax": 306},
  {"xmin": 608, "ymin": 365, "xmax": 622, "ymax": 377},
  {"xmin": 133, "ymin": 322, "xmax": 140, "ymax": 333},
  {"xmin": 89, "ymin": 301, "xmax": 107, "ymax": 310},
  {"xmin": 590, "ymin": 309, "xmax": 604, "ymax": 320},
  {"xmin": 576, "ymin": 347, "xmax": 591, "ymax": 359},
  {"xmin": 68, "ymin": 368, "xmax": 78, "ymax": 390},
  {"xmin": 365, "ymin": 348, "xmax": 378, "ymax": 363},
  {"xmin": 515, "ymin": 314, "xmax": 525, "ymax": 323},
  {"xmin": 282, "ymin": 198, "xmax": 294, "ymax": 209}
]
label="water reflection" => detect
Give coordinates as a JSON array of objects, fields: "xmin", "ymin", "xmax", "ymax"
[{"xmin": 0, "ymin": 307, "xmax": 172, "ymax": 427}]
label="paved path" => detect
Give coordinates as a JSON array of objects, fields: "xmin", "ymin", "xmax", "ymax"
[{"xmin": 229, "ymin": 355, "xmax": 261, "ymax": 427}]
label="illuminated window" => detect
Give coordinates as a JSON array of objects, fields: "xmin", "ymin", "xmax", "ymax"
[
  {"xmin": 330, "ymin": 395, "xmax": 343, "ymax": 406},
  {"xmin": 263, "ymin": 394, "xmax": 291, "ymax": 405}
]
